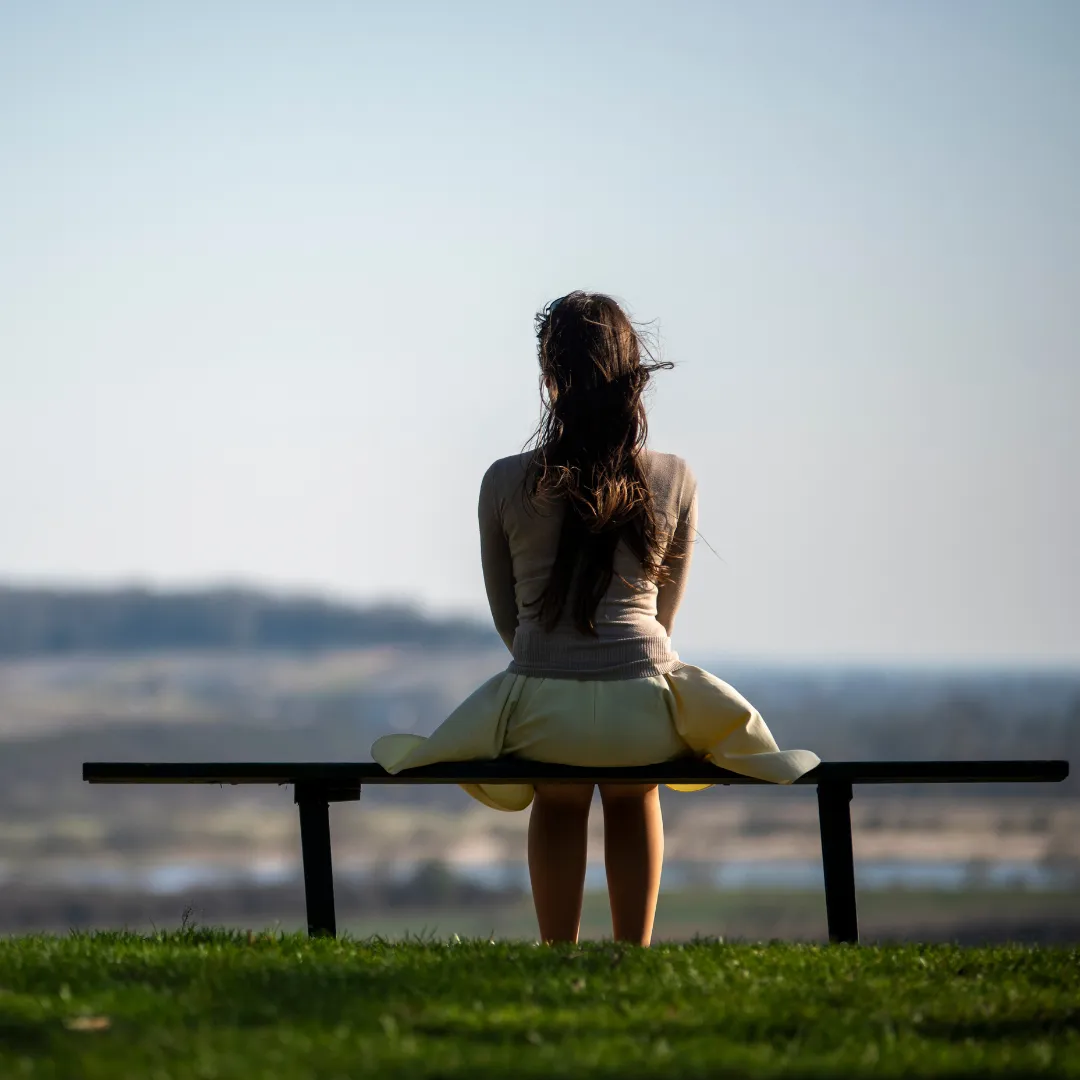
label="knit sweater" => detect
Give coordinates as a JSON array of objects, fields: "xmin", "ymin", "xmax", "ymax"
[{"xmin": 478, "ymin": 448, "xmax": 698, "ymax": 680}]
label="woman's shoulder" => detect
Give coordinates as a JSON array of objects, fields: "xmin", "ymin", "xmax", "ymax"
[
  {"xmin": 479, "ymin": 451, "xmax": 536, "ymax": 509},
  {"xmin": 482, "ymin": 450, "xmax": 535, "ymax": 487},
  {"xmin": 480, "ymin": 448, "xmax": 694, "ymax": 505},
  {"xmin": 642, "ymin": 449, "xmax": 697, "ymax": 497}
]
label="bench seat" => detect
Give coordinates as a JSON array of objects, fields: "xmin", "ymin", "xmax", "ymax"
[{"xmin": 83, "ymin": 758, "xmax": 1069, "ymax": 943}]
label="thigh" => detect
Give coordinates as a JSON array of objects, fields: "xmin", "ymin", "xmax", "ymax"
[
  {"xmin": 598, "ymin": 782, "xmax": 659, "ymax": 803},
  {"xmin": 533, "ymin": 782, "xmax": 595, "ymax": 809}
]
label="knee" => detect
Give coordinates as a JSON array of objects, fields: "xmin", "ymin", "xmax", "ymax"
[{"xmin": 534, "ymin": 782, "xmax": 595, "ymax": 812}]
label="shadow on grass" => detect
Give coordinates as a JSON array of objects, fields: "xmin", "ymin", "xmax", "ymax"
[
  {"xmin": 918, "ymin": 1009, "xmax": 1080, "ymax": 1041},
  {"xmin": 0, "ymin": 1016, "xmax": 53, "ymax": 1052}
]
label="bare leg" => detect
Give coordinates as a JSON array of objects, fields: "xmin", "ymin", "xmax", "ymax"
[
  {"xmin": 528, "ymin": 782, "xmax": 594, "ymax": 943},
  {"xmin": 598, "ymin": 783, "xmax": 663, "ymax": 946}
]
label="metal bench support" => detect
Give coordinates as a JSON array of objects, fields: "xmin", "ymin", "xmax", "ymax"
[
  {"xmin": 295, "ymin": 783, "xmax": 361, "ymax": 938},
  {"xmin": 817, "ymin": 781, "xmax": 858, "ymax": 944}
]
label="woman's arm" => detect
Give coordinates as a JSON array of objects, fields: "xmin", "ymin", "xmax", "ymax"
[
  {"xmin": 655, "ymin": 486, "xmax": 698, "ymax": 637},
  {"xmin": 478, "ymin": 464, "xmax": 518, "ymax": 652}
]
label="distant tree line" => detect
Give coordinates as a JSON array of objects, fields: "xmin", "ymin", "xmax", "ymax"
[{"xmin": 0, "ymin": 585, "xmax": 498, "ymax": 656}]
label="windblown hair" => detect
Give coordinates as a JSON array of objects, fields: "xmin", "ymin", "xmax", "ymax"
[{"xmin": 523, "ymin": 291, "xmax": 674, "ymax": 635}]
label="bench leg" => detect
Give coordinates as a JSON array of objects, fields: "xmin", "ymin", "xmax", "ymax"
[
  {"xmin": 817, "ymin": 781, "xmax": 858, "ymax": 944},
  {"xmin": 296, "ymin": 794, "xmax": 337, "ymax": 938}
]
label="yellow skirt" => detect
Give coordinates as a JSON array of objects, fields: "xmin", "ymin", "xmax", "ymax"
[{"xmin": 370, "ymin": 664, "xmax": 820, "ymax": 811}]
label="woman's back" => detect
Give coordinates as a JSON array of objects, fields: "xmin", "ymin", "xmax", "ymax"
[
  {"xmin": 479, "ymin": 447, "xmax": 698, "ymax": 680},
  {"xmin": 371, "ymin": 291, "xmax": 820, "ymax": 946}
]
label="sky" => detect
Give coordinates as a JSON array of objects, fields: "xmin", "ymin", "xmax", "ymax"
[{"xmin": 1, "ymin": 1, "xmax": 1077, "ymax": 666}]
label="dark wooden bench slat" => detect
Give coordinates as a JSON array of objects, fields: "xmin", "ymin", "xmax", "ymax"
[{"xmin": 82, "ymin": 759, "xmax": 1069, "ymax": 786}]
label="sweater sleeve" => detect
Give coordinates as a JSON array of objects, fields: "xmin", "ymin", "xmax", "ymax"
[
  {"xmin": 478, "ymin": 463, "xmax": 518, "ymax": 652},
  {"xmin": 655, "ymin": 474, "xmax": 698, "ymax": 637}
]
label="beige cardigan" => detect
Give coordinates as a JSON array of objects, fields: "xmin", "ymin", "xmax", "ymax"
[{"xmin": 478, "ymin": 448, "xmax": 698, "ymax": 680}]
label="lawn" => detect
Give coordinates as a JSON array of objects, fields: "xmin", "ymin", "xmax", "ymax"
[{"xmin": 0, "ymin": 932, "xmax": 1076, "ymax": 1078}]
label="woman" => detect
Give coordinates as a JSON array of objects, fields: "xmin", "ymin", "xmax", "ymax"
[{"xmin": 372, "ymin": 292, "xmax": 819, "ymax": 946}]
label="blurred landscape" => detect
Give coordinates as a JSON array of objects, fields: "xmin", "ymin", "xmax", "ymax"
[{"xmin": 0, "ymin": 584, "xmax": 1076, "ymax": 942}]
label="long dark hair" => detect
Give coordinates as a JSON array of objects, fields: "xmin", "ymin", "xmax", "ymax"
[{"xmin": 522, "ymin": 291, "xmax": 674, "ymax": 635}]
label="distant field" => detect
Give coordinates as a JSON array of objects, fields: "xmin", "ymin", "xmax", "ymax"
[
  {"xmin": 4, "ymin": 883, "xmax": 1079, "ymax": 944},
  {"xmin": 0, "ymin": 932, "xmax": 1076, "ymax": 1078},
  {"xmin": 330, "ymin": 887, "xmax": 1080, "ymax": 946},
  {"xmin": 5, "ymin": 884, "xmax": 1079, "ymax": 944}
]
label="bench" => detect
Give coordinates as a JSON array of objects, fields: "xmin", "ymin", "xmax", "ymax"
[{"xmin": 83, "ymin": 758, "xmax": 1069, "ymax": 944}]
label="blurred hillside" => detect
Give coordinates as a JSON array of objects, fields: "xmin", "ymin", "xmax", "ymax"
[{"xmin": 0, "ymin": 585, "xmax": 498, "ymax": 656}]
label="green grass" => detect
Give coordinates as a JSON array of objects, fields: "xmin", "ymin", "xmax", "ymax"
[{"xmin": 0, "ymin": 932, "xmax": 1077, "ymax": 1079}]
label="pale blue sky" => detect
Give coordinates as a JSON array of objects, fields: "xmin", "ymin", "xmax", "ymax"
[{"xmin": 1, "ymin": 1, "xmax": 1077, "ymax": 664}]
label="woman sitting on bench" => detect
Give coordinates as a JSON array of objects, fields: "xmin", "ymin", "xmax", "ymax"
[{"xmin": 373, "ymin": 292, "xmax": 819, "ymax": 946}]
